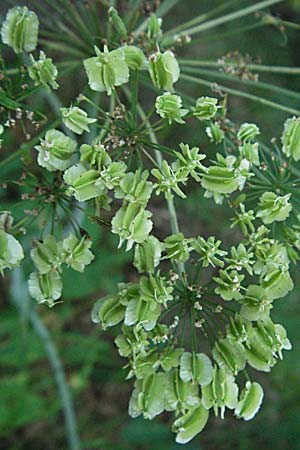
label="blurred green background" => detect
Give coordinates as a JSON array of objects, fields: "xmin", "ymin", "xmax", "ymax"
[{"xmin": 1, "ymin": 1, "xmax": 300, "ymax": 449}]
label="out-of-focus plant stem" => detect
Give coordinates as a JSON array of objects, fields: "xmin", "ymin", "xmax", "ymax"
[{"xmin": 10, "ymin": 269, "xmax": 81, "ymax": 450}]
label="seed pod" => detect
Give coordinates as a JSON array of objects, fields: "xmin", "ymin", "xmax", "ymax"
[
  {"xmin": 148, "ymin": 50, "xmax": 180, "ymax": 92},
  {"xmin": 123, "ymin": 45, "xmax": 147, "ymax": 70},
  {"xmin": 281, "ymin": 116, "xmax": 300, "ymax": 161},
  {"xmin": 257, "ymin": 192, "xmax": 292, "ymax": 224},
  {"xmin": 91, "ymin": 295, "xmax": 126, "ymax": 329},
  {"xmin": 28, "ymin": 51, "xmax": 58, "ymax": 91},
  {"xmin": 235, "ymin": 381, "xmax": 264, "ymax": 421},
  {"xmin": 84, "ymin": 45, "xmax": 129, "ymax": 95},
  {"xmin": 133, "ymin": 236, "xmax": 163, "ymax": 273},
  {"xmin": 202, "ymin": 366, "xmax": 239, "ymax": 418},
  {"xmin": 61, "ymin": 233, "xmax": 94, "ymax": 272},
  {"xmin": 193, "ymin": 96, "xmax": 218, "ymax": 121},
  {"xmin": 206, "ymin": 122, "xmax": 224, "ymax": 144},
  {"xmin": 35, "ymin": 129, "xmax": 76, "ymax": 172},
  {"xmin": 61, "ymin": 106, "xmax": 96, "ymax": 135},
  {"xmin": 108, "ymin": 7, "xmax": 127, "ymax": 39},
  {"xmin": 63, "ymin": 164, "xmax": 105, "ymax": 202},
  {"xmin": 173, "ymin": 404, "xmax": 209, "ymax": 444},
  {"xmin": 111, "ymin": 203, "xmax": 153, "ymax": 251},
  {"xmin": 179, "ymin": 352, "xmax": 213, "ymax": 386},
  {"xmin": 28, "ymin": 271, "xmax": 62, "ymax": 307},
  {"xmin": 147, "ymin": 14, "xmax": 163, "ymax": 40},
  {"xmin": 237, "ymin": 123, "xmax": 260, "ymax": 142},
  {"xmin": 0, "ymin": 230, "xmax": 24, "ymax": 273},
  {"xmin": 1, "ymin": 6, "xmax": 39, "ymax": 53},
  {"xmin": 31, "ymin": 235, "xmax": 62, "ymax": 274},
  {"xmin": 212, "ymin": 337, "xmax": 246, "ymax": 375},
  {"xmin": 155, "ymin": 93, "xmax": 188, "ymax": 124}
]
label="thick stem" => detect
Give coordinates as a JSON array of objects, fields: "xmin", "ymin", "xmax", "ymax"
[{"xmin": 10, "ymin": 269, "xmax": 81, "ymax": 450}]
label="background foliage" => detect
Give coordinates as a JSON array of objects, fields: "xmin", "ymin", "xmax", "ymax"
[{"xmin": 1, "ymin": 0, "xmax": 300, "ymax": 449}]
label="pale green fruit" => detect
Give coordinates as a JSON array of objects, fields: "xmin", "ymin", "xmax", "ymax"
[
  {"xmin": 61, "ymin": 106, "xmax": 96, "ymax": 135},
  {"xmin": 1, "ymin": 6, "xmax": 39, "ymax": 53}
]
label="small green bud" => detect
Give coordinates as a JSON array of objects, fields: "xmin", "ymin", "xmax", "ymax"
[
  {"xmin": 147, "ymin": 14, "xmax": 163, "ymax": 40},
  {"xmin": 206, "ymin": 122, "xmax": 224, "ymax": 144},
  {"xmin": 0, "ymin": 230, "xmax": 24, "ymax": 273},
  {"xmin": 155, "ymin": 93, "xmax": 188, "ymax": 124},
  {"xmin": 1, "ymin": 6, "xmax": 39, "ymax": 53},
  {"xmin": 35, "ymin": 129, "xmax": 76, "ymax": 172},
  {"xmin": 281, "ymin": 116, "xmax": 300, "ymax": 161},
  {"xmin": 28, "ymin": 271, "xmax": 62, "ymax": 307},
  {"xmin": 28, "ymin": 51, "xmax": 58, "ymax": 91},
  {"xmin": 193, "ymin": 96, "xmax": 218, "ymax": 121},
  {"xmin": 84, "ymin": 45, "xmax": 129, "ymax": 95},
  {"xmin": 123, "ymin": 46, "xmax": 147, "ymax": 70},
  {"xmin": 149, "ymin": 50, "xmax": 180, "ymax": 92},
  {"xmin": 237, "ymin": 123, "xmax": 260, "ymax": 142},
  {"xmin": 235, "ymin": 381, "xmax": 264, "ymax": 421},
  {"xmin": 61, "ymin": 106, "xmax": 96, "ymax": 135},
  {"xmin": 108, "ymin": 7, "xmax": 127, "ymax": 39}
]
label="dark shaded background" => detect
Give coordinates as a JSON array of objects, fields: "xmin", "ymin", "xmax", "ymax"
[{"xmin": 1, "ymin": 1, "xmax": 300, "ymax": 449}]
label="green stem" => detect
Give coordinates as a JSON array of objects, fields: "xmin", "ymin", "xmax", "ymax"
[
  {"xmin": 180, "ymin": 73, "xmax": 300, "ymax": 116},
  {"xmin": 10, "ymin": 269, "xmax": 81, "ymax": 450},
  {"xmin": 179, "ymin": 59, "xmax": 300, "ymax": 75},
  {"xmin": 180, "ymin": 66, "xmax": 300, "ymax": 102},
  {"xmin": 164, "ymin": 0, "xmax": 241, "ymax": 36},
  {"xmin": 162, "ymin": 0, "xmax": 283, "ymax": 38}
]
